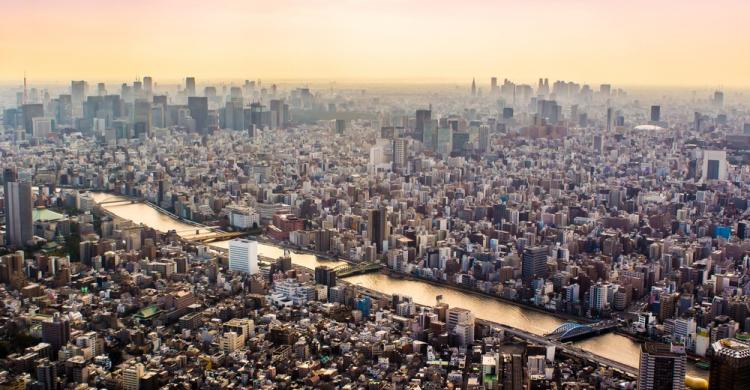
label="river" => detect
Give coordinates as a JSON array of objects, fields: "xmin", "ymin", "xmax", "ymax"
[{"xmin": 89, "ymin": 193, "xmax": 707, "ymax": 378}]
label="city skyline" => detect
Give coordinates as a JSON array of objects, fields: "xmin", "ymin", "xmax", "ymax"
[{"xmin": 3, "ymin": 0, "xmax": 750, "ymax": 87}]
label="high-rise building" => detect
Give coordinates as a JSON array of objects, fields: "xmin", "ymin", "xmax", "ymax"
[
  {"xmin": 490, "ymin": 77, "xmax": 498, "ymax": 93},
  {"xmin": 187, "ymin": 96, "xmax": 208, "ymax": 133},
  {"xmin": 471, "ymin": 78, "xmax": 477, "ymax": 96},
  {"xmin": 708, "ymin": 338, "xmax": 750, "ymax": 390},
  {"xmin": 651, "ymin": 105, "xmax": 661, "ymax": 122},
  {"xmin": 122, "ymin": 362, "xmax": 144, "ymax": 390},
  {"xmin": 71, "ymin": 80, "xmax": 87, "ymax": 115},
  {"xmin": 132, "ymin": 99, "xmax": 152, "ymax": 138},
  {"xmin": 3, "ymin": 168, "xmax": 33, "ymax": 248},
  {"xmin": 143, "ymin": 76, "xmax": 153, "ymax": 94},
  {"xmin": 185, "ymin": 77, "xmax": 196, "ymax": 97},
  {"xmin": 713, "ymin": 90, "xmax": 724, "ymax": 107},
  {"xmin": 21, "ymin": 103, "xmax": 44, "ymax": 134},
  {"xmin": 392, "ymin": 138, "xmax": 407, "ymax": 169},
  {"xmin": 702, "ymin": 150, "xmax": 727, "ymax": 181},
  {"xmin": 35, "ymin": 359, "xmax": 57, "ymax": 390},
  {"xmin": 314, "ymin": 266, "xmax": 337, "ymax": 287},
  {"xmin": 522, "ymin": 246, "xmax": 548, "ymax": 281},
  {"xmin": 42, "ymin": 312, "xmax": 70, "ymax": 355},
  {"xmin": 368, "ymin": 208, "xmax": 387, "ymax": 253},
  {"xmin": 415, "ymin": 109, "xmax": 431, "ymax": 142},
  {"xmin": 638, "ymin": 342, "xmax": 686, "ymax": 390},
  {"xmin": 478, "ymin": 125, "xmax": 490, "ymax": 153},
  {"xmin": 228, "ymin": 239, "xmax": 258, "ymax": 275},
  {"xmin": 589, "ymin": 282, "xmax": 610, "ymax": 311}
]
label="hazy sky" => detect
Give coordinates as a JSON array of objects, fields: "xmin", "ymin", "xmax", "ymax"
[{"xmin": 2, "ymin": 0, "xmax": 750, "ymax": 87}]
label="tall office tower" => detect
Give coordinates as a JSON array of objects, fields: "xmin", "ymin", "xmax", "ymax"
[
  {"xmin": 537, "ymin": 99, "xmax": 560, "ymax": 124},
  {"xmin": 335, "ymin": 119, "xmax": 346, "ymax": 134},
  {"xmin": 392, "ymin": 138, "xmax": 407, "ymax": 169},
  {"xmin": 415, "ymin": 108, "xmax": 431, "ymax": 142},
  {"xmin": 650, "ymin": 105, "xmax": 661, "ymax": 122},
  {"xmin": 57, "ymin": 94, "xmax": 73, "ymax": 125},
  {"xmin": 478, "ymin": 125, "xmax": 490, "ymax": 153},
  {"xmin": 490, "ymin": 77, "xmax": 498, "ymax": 93},
  {"xmin": 606, "ymin": 107, "xmax": 613, "ymax": 132},
  {"xmin": 599, "ymin": 84, "xmax": 611, "ymax": 96},
  {"xmin": 702, "ymin": 150, "xmax": 728, "ymax": 181},
  {"xmin": 588, "ymin": 282, "xmax": 609, "ymax": 311},
  {"xmin": 21, "ymin": 103, "xmax": 44, "ymax": 134},
  {"xmin": 248, "ymin": 102, "xmax": 269, "ymax": 130},
  {"xmin": 368, "ymin": 208, "xmax": 387, "ymax": 253},
  {"xmin": 32, "ymin": 117, "xmax": 54, "ymax": 139},
  {"xmin": 638, "ymin": 342, "xmax": 686, "ymax": 390},
  {"xmin": 187, "ymin": 96, "xmax": 208, "ymax": 133},
  {"xmin": 122, "ymin": 363, "xmax": 144, "ymax": 390},
  {"xmin": 3, "ymin": 168, "xmax": 33, "ymax": 248},
  {"xmin": 143, "ymin": 76, "xmax": 153, "ymax": 94},
  {"xmin": 708, "ymin": 338, "xmax": 750, "ymax": 390},
  {"xmin": 471, "ymin": 78, "xmax": 477, "ymax": 96},
  {"xmin": 314, "ymin": 266, "xmax": 337, "ymax": 287},
  {"xmin": 71, "ymin": 80, "xmax": 87, "ymax": 115},
  {"xmin": 132, "ymin": 99, "xmax": 152, "ymax": 138},
  {"xmin": 42, "ymin": 312, "xmax": 70, "ymax": 355},
  {"xmin": 96, "ymin": 82, "xmax": 106, "ymax": 96},
  {"xmin": 228, "ymin": 239, "xmax": 258, "ymax": 275},
  {"xmin": 502, "ymin": 107, "xmax": 514, "ymax": 120},
  {"xmin": 522, "ymin": 246, "xmax": 548, "ymax": 281},
  {"xmin": 185, "ymin": 77, "xmax": 196, "ymax": 96},
  {"xmin": 499, "ymin": 353, "xmax": 523, "ymax": 390},
  {"xmin": 713, "ymin": 90, "xmax": 724, "ymax": 107},
  {"xmin": 448, "ymin": 307, "xmax": 475, "ymax": 347},
  {"xmin": 269, "ymin": 99, "xmax": 288, "ymax": 129},
  {"xmin": 35, "ymin": 359, "xmax": 57, "ymax": 390}
]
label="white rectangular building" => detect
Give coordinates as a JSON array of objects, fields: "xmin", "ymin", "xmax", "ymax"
[{"xmin": 228, "ymin": 239, "xmax": 258, "ymax": 275}]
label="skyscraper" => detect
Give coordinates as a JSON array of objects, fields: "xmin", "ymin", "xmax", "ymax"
[
  {"xmin": 132, "ymin": 98, "xmax": 152, "ymax": 138},
  {"xmin": 522, "ymin": 246, "xmax": 548, "ymax": 281},
  {"xmin": 3, "ymin": 168, "xmax": 33, "ymax": 248},
  {"xmin": 42, "ymin": 312, "xmax": 70, "ymax": 355},
  {"xmin": 702, "ymin": 150, "xmax": 727, "ymax": 181},
  {"xmin": 650, "ymin": 105, "xmax": 661, "ymax": 122},
  {"xmin": 368, "ymin": 208, "xmax": 387, "ymax": 253},
  {"xmin": 471, "ymin": 78, "xmax": 477, "ymax": 96},
  {"xmin": 143, "ymin": 76, "xmax": 153, "ymax": 94},
  {"xmin": 71, "ymin": 80, "xmax": 87, "ymax": 115},
  {"xmin": 638, "ymin": 342, "xmax": 686, "ymax": 390},
  {"xmin": 185, "ymin": 77, "xmax": 196, "ymax": 97},
  {"xmin": 708, "ymin": 338, "xmax": 750, "ymax": 390},
  {"xmin": 228, "ymin": 239, "xmax": 258, "ymax": 275},
  {"xmin": 22, "ymin": 103, "xmax": 44, "ymax": 134},
  {"xmin": 392, "ymin": 138, "xmax": 407, "ymax": 169},
  {"xmin": 415, "ymin": 109, "xmax": 431, "ymax": 142},
  {"xmin": 188, "ymin": 96, "xmax": 208, "ymax": 133}
]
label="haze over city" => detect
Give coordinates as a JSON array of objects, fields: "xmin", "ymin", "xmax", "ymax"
[
  {"xmin": 4, "ymin": 1, "xmax": 750, "ymax": 390},
  {"xmin": 3, "ymin": 0, "xmax": 750, "ymax": 87}
]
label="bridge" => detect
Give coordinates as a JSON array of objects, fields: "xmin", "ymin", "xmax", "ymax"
[
  {"xmin": 546, "ymin": 321, "xmax": 619, "ymax": 342},
  {"xmin": 332, "ymin": 261, "xmax": 382, "ymax": 277},
  {"xmin": 97, "ymin": 198, "xmax": 142, "ymax": 205}
]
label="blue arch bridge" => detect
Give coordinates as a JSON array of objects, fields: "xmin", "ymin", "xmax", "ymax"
[{"xmin": 545, "ymin": 321, "xmax": 620, "ymax": 342}]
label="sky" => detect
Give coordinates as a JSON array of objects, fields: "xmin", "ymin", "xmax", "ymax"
[{"xmin": 2, "ymin": 0, "xmax": 750, "ymax": 87}]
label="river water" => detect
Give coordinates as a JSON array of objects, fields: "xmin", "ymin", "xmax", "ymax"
[{"xmin": 90, "ymin": 193, "xmax": 708, "ymax": 378}]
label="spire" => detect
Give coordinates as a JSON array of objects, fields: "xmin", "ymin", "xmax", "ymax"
[
  {"xmin": 471, "ymin": 77, "xmax": 477, "ymax": 96},
  {"xmin": 23, "ymin": 71, "xmax": 27, "ymax": 104}
]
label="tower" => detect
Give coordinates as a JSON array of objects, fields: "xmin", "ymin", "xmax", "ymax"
[
  {"xmin": 638, "ymin": 342, "xmax": 686, "ymax": 390},
  {"xmin": 471, "ymin": 78, "xmax": 477, "ymax": 96},
  {"xmin": 3, "ymin": 168, "xmax": 33, "ymax": 248}
]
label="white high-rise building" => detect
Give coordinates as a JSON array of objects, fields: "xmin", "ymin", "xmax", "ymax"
[
  {"xmin": 228, "ymin": 239, "xmax": 258, "ymax": 275},
  {"xmin": 122, "ymin": 362, "xmax": 144, "ymax": 390},
  {"xmin": 701, "ymin": 150, "xmax": 727, "ymax": 181}
]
